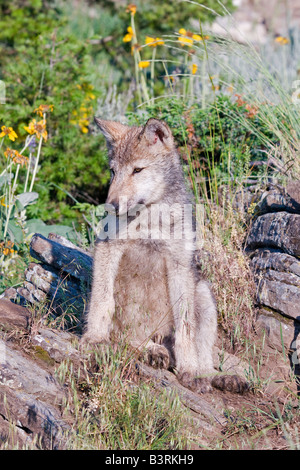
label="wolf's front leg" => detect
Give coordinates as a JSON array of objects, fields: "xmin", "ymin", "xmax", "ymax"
[
  {"xmin": 82, "ymin": 240, "xmax": 124, "ymax": 344},
  {"xmin": 165, "ymin": 257, "xmax": 200, "ymax": 376}
]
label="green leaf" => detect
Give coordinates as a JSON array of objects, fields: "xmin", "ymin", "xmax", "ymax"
[
  {"xmin": 0, "ymin": 173, "xmax": 13, "ymax": 189},
  {"xmin": 26, "ymin": 218, "xmax": 75, "ymax": 238},
  {"xmin": 16, "ymin": 192, "xmax": 39, "ymax": 208},
  {"xmin": 7, "ymin": 220, "xmax": 23, "ymax": 244}
]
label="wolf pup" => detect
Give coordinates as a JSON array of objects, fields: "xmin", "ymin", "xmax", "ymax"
[{"xmin": 82, "ymin": 118, "xmax": 220, "ymax": 393}]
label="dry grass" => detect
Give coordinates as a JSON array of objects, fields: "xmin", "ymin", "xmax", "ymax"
[{"xmin": 198, "ymin": 197, "xmax": 257, "ymax": 352}]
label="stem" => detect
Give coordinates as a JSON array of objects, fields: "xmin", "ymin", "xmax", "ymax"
[
  {"xmin": 29, "ymin": 115, "xmax": 45, "ymax": 193},
  {"xmin": 130, "ymin": 13, "xmax": 150, "ymax": 104},
  {"xmin": 190, "ymin": 73, "xmax": 194, "ymax": 104},
  {"xmin": 201, "ymin": 53, "xmax": 207, "ymax": 109},
  {"xmin": 23, "ymin": 152, "xmax": 32, "ymax": 193},
  {"xmin": 12, "ymin": 164, "xmax": 20, "ymax": 192},
  {"xmin": 130, "ymin": 13, "xmax": 142, "ymax": 105},
  {"xmin": 150, "ymin": 47, "xmax": 156, "ymax": 102},
  {"xmin": 3, "ymin": 164, "xmax": 20, "ymax": 240},
  {"xmin": 29, "ymin": 135, "xmax": 43, "ymax": 193},
  {"xmin": 183, "ymin": 53, "xmax": 188, "ymax": 101},
  {"xmin": 140, "ymin": 70, "xmax": 150, "ymax": 103},
  {"xmin": 162, "ymin": 61, "xmax": 174, "ymax": 95}
]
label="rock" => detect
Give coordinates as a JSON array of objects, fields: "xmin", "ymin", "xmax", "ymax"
[
  {"xmin": 250, "ymin": 249, "xmax": 300, "ymax": 277},
  {"xmin": 256, "ymin": 312, "xmax": 298, "ymax": 353},
  {"xmin": 0, "ymin": 299, "xmax": 30, "ymax": 330},
  {"xmin": 249, "ymin": 249, "xmax": 300, "ymax": 320},
  {"xmin": 0, "ymin": 411, "xmax": 33, "ymax": 449},
  {"xmin": 287, "ymin": 181, "xmax": 300, "ymax": 206},
  {"xmin": 0, "ymin": 337, "xmax": 70, "ymax": 449},
  {"xmin": 256, "ymin": 274, "xmax": 300, "ymax": 321},
  {"xmin": 244, "ymin": 182, "xmax": 300, "ymax": 339},
  {"xmin": 31, "ymin": 328, "xmax": 80, "ymax": 363},
  {"xmin": 136, "ymin": 361, "xmax": 227, "ymax": 428},
  {"xmin": 0, "ymin": 386, "xmax": 68, "ymax": 449},
  {"xmin": 256, "ymin": 187, "xmax": 300, "ymax": 215},
  {"xmin": 247, "ymin": 212, "xmax": 300, "ymax": 258},
  {"xmin": 213, "ymin": 346, "xmax": 248, "ymax": 379},
  {"xmin": 0, "ymin": 339, "xmax": 65, "ymax": 404}
]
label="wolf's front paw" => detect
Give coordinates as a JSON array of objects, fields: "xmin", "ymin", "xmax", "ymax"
[
  {"xmin": 211, "ymin": 374, "xmax": 249, "ymax": 394},
  {"xmin": 178, "ymin": 372, "xmax": 212, "ymax": 394},
  {"xmin": 144, "ymin": 344, "xmax": 170, "ymax": 369},
  {"xmin": 80, "ymin": 332, "xmax": 109, "ymax": 349}
]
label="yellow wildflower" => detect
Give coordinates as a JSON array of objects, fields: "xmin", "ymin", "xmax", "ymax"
[
  {"xmin": 145, "ymin": 36, "xmax": 164, "ymax": 47},
  {"xmin": 145, "ymin": 36, "xmax": 155, "ymax": 46},
  {"xmin": 155, "ymin": 37, "xmax": 164, "ymax": 46},
  {"xmin": 34, "ymin": 104, "xmax": 54, "ymax": 117},
  {"xmin": 0, "ymin": 240, "xmax": 16, "ymax": 256},
  {"xmin": 178, "ymin": 36, "xmax": 193, "ymax": 46},
  {"xmin": 0, "ymin": 196, "xmax": 8, "ymax": 208},
  {"xmin": 190, "ymin": 63, "xmax": 198, "ymax": 75},
  {"xmin": 275, "ymin": 36, "xmax": 289, "ymax": 45},
  {"xmin": 138, "ymin": 60, "xmax": 150, "ymax": 69},
  {"xmin": 192, "ymin": 34, "xmax": 202, "ymax": 41},
  {"xmin": 86, "ymin": 92, "xmax": 95, "ymax": 100},
  {"xmin": 247, "ymin": 202, "xmax": 257, "ymax": 215},
  {"xmin": 126, "ymin": 4, "xmax": 137, "ymax": 15},
  {"xmin": 79, "ymin": 118, "xmax": 89, "ymax": 133},
  {"xmin": 24, "ymin": 119, "xmax": 47, "ymax": 141},
  {"xmin": 0, "ymin": 126, "xmax": 18, "ymax": 141},
  {"xmin": 4, "ymin": 148, "xmax": 28, "ymax": 167},
  {"xmin": 123, "ymin": 26, "xmax": 134, "ymax": 43},
  {"xmin": 178, "ymin": 30, "xmax": 194, "ymax": 47}
]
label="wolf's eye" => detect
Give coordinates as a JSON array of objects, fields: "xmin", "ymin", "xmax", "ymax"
[{"xmin": 133, "ymin": 167, "xmax": 144, "ymax": 174}]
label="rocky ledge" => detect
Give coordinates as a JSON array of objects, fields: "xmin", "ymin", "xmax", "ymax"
[{"xmin": 244, "ymin": 181, "xmax": 300, "ymax": 353}]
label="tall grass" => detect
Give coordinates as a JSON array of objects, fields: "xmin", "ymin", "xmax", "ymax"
[
  {"xmin": 57, "ymin": 342, "xmax": 190, "ymax": 450},
  {"xmin": 122, "ymin": 1, "xmax": 300, "ymax": 181}
]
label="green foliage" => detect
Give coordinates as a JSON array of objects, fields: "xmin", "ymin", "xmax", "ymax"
[
  {"xmin": 0, "ymin": 0, "xmax": 110, "ymax": 225},
  {"xmin": 96, "ymin": 0, "xmax": 235, "ymax": 34},
  {"xmin": 128, "ymin": 95, "xmax": 280, "ymax": 187}
]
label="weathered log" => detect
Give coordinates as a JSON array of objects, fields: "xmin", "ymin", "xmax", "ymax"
[
  {"xmin": 30, "ymin": 233, "xmax": 93, "ymax": 282},
  {"xmin": 5, "ymin": 234, "xmax": 93, "ymax": 319}
]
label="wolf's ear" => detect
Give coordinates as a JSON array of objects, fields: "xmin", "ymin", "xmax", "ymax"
[
  {"xmin": 141, "ymin": 118, "xmax": 174, "ymax": 150},
  {"xmin": 94, "ymin": 118, "xmax": 129, "ymax": 147}
]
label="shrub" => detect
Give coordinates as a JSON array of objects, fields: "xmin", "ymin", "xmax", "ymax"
[{"xmin": 128, "ymin": 94, "xmax": 280, "ymax": 192}]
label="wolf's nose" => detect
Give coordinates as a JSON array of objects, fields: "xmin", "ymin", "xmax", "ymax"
[{"xmin": 105, "ymin": 200, "xmax": 119, "ymax": 215}]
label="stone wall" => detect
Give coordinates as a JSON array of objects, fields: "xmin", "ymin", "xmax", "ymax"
[{"xmin": 244, "ymin": 181, "xmax": 300, "ymax": 355}]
